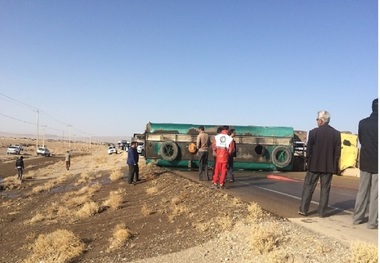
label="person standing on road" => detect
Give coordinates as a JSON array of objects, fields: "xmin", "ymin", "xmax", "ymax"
[
  {"xmin": 212, "ymin": 126, "xmax": 235, "ymax": 189},
  {"xmin": 65, "ymin": 151, "xmax": 71, "ymax": 170},
  {"xmin": 196, "ymin": 125, "xmax": 211, "ymax": 181},
  {"xmin": 299, "ymin": 110, "xmax": 341, "ymax": 217},
  {"xmin": 227, "ymin": 128, "xmax": 237, "ymax": 182},
  {"xmin": 15, "ymin": 156, "xmax": 25, "ymax": 182},
  {"xmin": 127, "ymin": 141, "xmax": 140, "ymax": 185},
  {"xmin": 353, "ymin": 98, "xmax": 378, "ymax": 229}
]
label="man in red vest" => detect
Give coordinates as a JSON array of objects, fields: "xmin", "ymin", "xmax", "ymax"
[{"xmin": 212, "ymin": 126, "xmax": 235, "ymax": 189}]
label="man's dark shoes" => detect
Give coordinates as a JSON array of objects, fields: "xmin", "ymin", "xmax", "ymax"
[{"xmin": 298, "ymin": 211, "xmax": 307, "ymax": 216}]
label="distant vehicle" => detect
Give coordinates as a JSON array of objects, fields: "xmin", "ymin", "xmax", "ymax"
[
  {"xmin": 37, "ymin": 147, "xmax": 51, "ymax": 157},
  {"xmin": 108, "ymin": 146, "xmax": 117, "ymax": 155},
  {"xmin": 137, "ymin": 142, "xmax": 145, "ymax": 155},
  {"xmin": 14, "ymin": 144, "xmax": 24, "ymax": 151},
  {"xmin": 7, "ymin": 145, "xmax": 21, "ymax": 155}
]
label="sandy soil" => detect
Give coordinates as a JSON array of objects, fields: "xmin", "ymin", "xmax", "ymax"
[{"xmin": 0, "ymin": 137, "xmax": 374, "ymax": 263}]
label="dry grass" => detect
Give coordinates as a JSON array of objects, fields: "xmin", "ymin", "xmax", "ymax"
[
  {"xmin": 1, "ymin": 176, "xmax": 21, "ymax": 189},
  {"xmin": 141, "ymin": 203, "xmax": 155, "ymax": 216},
  {"xmin": 75, "ymin": 201, "xmax": 99, "ymax": 219},
  {"xmin": 350, "ymin": 241, "xmax": 378, "ymax": 263},
  {"xmin": 215, "ymin": 216, "xmax": 234, "ymax": 231},
  {"xmin": 110, "ymin": 169, "xmax": 124, "ymax": 182},
  {"xmin": 24, "ymin": 229, "xmax": 85, "ymax": 263},
  {"xmin": 251, "ymin": 221, "xmax": 285, "ymax": 254},
  {"xmin": 31, "ymin": 176, "xmax": 67, "ymax": 193},
  {"xmin": 28, "ymin": 212, "xmax": 46, "ymax": 224},
  {"xmin": 146, "ymin": 186, "xmax": 159, "ymax": 195},
  {"xmin": 103, "ymin": 188, "xmax": 125, "ymax": 210},
  {"xmin": 66, "ymin": 195, "xmax": 91, "ymax": 207},
  {"xmin": 248, "ymin": 202, "xmax": 265, "ymax": 221},
  {"xmin": 107, "ymin": 224, "xmax": 133, "ymax": 252},
  {"xmin": 76, "ymin": 172, "xmax": 91, "ymax": 185}
]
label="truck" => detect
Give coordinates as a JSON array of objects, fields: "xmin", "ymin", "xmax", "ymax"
[{"xmin": 143, "ymin": 122, "xmax": 305, "ymax": 171}]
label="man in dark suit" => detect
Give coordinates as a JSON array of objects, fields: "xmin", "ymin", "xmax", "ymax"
[
  {"xmin": 353, "ymin": 98, "xmax": 378, "ymax": 229},
  {"xmin": 299, "ymin": 110, "xmax": 341, "ymax": 217}
]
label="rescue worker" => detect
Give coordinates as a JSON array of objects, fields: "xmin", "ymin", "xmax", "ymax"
[{"xmin": 212, "ymin": 126, "xmax": 235, "ymax": 189}]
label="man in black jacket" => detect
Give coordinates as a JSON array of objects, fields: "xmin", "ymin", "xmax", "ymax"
[
  {"xmin": 16, "ymin": 156, "xmax": 25, "ymax": 182},
  {"xmin": 353, "ymin": 98, "xmax": 378, "ymax": 229},
  {"xmin": 299, "ymin": 110, "xmax": 341, "ymax": 217}
]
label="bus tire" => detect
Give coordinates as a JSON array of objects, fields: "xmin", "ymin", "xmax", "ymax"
[
  {"xmin": 271, "ymin": 146, "xmax": 292, "ymax": 168},
  {"xmin": 160, "ymin": 141, "xmax": 179, "ymax": 161}
]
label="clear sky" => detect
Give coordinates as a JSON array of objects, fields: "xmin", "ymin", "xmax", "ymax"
[{"xmin": 0, "ymin": 1, "xmax": 378, "ymax": 141}]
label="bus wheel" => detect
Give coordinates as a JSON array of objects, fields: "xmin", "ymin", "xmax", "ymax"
[
  {"xmin": 160, "ymin": 141, "xmax": 179, "ymax": 161},
  {"xmin": 271, "ymin": 146, "xmax": 292, "ymax": 168}
]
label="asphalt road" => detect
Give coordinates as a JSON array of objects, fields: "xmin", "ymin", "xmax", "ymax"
[
  {"xmin": 0, "ymin": 155, "xmax": 63, "ymax": 179},
  {"xmin": 173, "ymin": 169, "xmax": 359, "ymax": 219}
]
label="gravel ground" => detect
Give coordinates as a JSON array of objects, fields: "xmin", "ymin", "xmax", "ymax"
[{"xmin": 128, "ymin": 219, "xmax": 351, "ymax": 263}]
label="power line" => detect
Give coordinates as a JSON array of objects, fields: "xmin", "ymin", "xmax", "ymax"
[
  {"xmin": 0, "ymin": 92, "xmax": 92, "ymax": 136},
  {"xmin": 0, "ymin": 92, "xmax": 37, "ymax": 111},
  {"xmin": 0, "ymin": 112, "xmax": 36, "ymax": 126}
]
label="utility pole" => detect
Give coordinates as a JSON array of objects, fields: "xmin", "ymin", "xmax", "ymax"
[
  {"xmin": 42, "ymin": 125, "xmax": 46, "ymax": 147},
  {"xmin": 67, "ymin": 125, "xmax": 72, "ymax": 149},
  {"xmin": 36, "ymin": 109, "xmax": 39, "ymax": 152}
]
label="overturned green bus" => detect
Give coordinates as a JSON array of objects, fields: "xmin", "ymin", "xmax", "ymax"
[{"xmin": 143, "ymin": 122, "xmax": 305, "ymax": 171}]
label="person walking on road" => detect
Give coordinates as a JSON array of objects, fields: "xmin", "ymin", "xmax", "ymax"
[
  {"xmin": 16, "ymin": 156, "xmax": 25, "ymax": 182},
  {"xmin": 227, "ymin": 128, "xmax": 237, "ymax": 182},
  {"xmin": 353, "ymin": 98, "xmax": 378, "ymax": 229},
  {"xmin": 299, "ymin": 110, "xmax": 341, "ymax": 217},
  {"xmin": 65, "ymin": 151, "xmax": 71, "ymax": 170},
  {"xmin": 196, "ymin": 125, "xmax": 211, "ymax": 181},
  {"xmin": 127, "ymin": 141, "xmax": 140, "ymax": 185},
  {"xmin": 212, "ymin": 126, "xmax": 235, "ymax": 189}
]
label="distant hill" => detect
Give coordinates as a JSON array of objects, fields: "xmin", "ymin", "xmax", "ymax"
[{"xmin": 0, "ymin": 131, "xmax": 130, "ymax": 144}]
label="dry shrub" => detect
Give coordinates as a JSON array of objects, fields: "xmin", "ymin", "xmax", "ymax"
[
  {"xmin": 215, "ymin": 216, "xmax": 234, "ymax": 231},
  {"xmin": 32, "ymin": 178, "xmax": 65, "ymax": 194},
  {"xmin": 56, "ymin": 206, "xmax": 72, "ymax": 218},
  {"xmin": 232, "ymin": 197, "xmax": 243, "ymax": 206},
  {"xmin": 1, "ymin": 176, "xmax": 20, "ymax": 189},
  {"xmin": 107, "ymin": 224, "xmax": 133, "ymax": 252},
  {"xmin": 76, "ymin": 172, "xmax": 91, "ymax": 185},
  {"xmin": 76, "ymin": 185, "xmax": 91, "ymax": 195},
  {"xmin": 110, "ymin": 169, "xmax": 123, "ymax": 182},
  {"xmin": 248, "ymin": 202, "xmax": 265, "ymax": 221},
  {"xmin": 28, "ymin": 212, "xmax": 46, "ymax": 224},
  {"xmin": 146, "ymin": 186, "xmax": 159, "ymax": 195},
  {"xmin": 32, "ymin": 184, "xmax": 50, "ymax": 193},
  {"xmin": 251, "ymin": 221, "xmax": 284, "ymax": 254},
  {"xmin": 169, "ymin": 204, "xmax": 190, "ymax": 219},
  {"xmin": 103, "ymin": 189, "xmax": 124, "ymax": 210},
  {"xmin": 76, "ymin": 201, "xmax": 99, "ymax": 219},
  {"xmin": 76, "ymin": 183, "xmax": 102, "ymax": 196},
  {"xmin": 141, "ymin": 203, "xmax": 154, "ymax": 216},
  {"xmin": 24, "ymin": 229, "xmax": 85, "ymax": 263},
  {"xmin": 350, "ymin": 241, "xmax": 378, "ymax": 263},
  {"xmin": 66, "ymin": 195, "xmax": 91, "ymax": 207}
]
